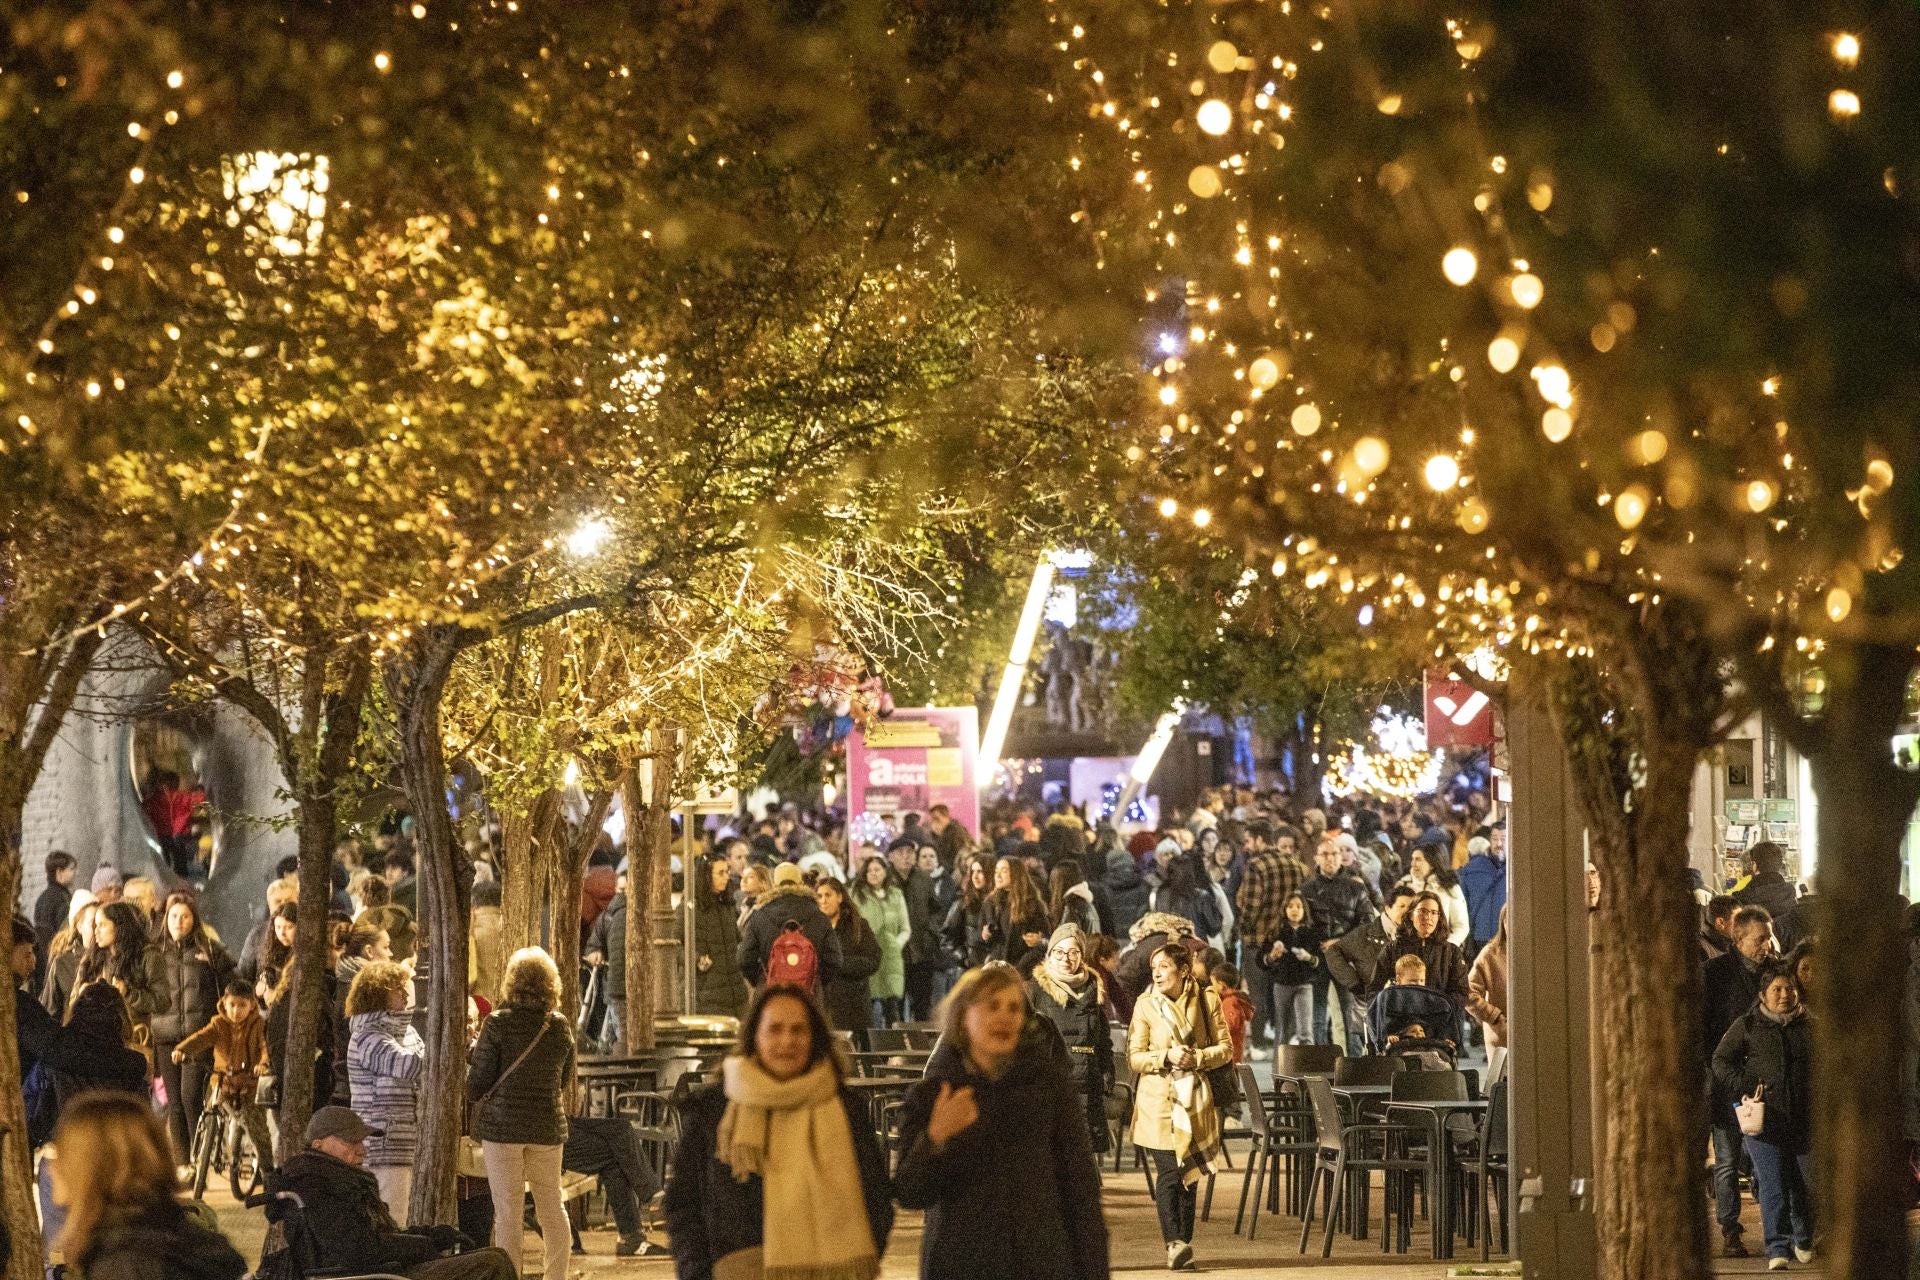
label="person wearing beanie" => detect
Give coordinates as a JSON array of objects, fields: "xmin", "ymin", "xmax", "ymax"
[
  {"xmin": 737, "ymin": 862, "xmax": 843, "ymax": 995},
  {"xmin": 90, "ymin": 865, "xmax": 125, "ymax": 904},
  {"xmin": 1025, "ymin": 923, "xmax": 1115, "ymax": 1157}
]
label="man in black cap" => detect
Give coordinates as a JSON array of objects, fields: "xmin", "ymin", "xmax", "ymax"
[{"xmin": 269, "ymin": 1107, "xmax": 513, "ymax": 1280}]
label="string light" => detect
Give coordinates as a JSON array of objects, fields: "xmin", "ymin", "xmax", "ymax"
[
  {"xmin": 1424, "ymin": 455, "xmax": 1460, "ymax": 491},
  {"xmin": 1441, "ymin": 247, "xmax": 1478, "ymax": 286}
]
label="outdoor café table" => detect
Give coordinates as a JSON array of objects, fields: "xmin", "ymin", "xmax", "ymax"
[
  {"xmin": 840, "ymin": 1076, "xmax": 917, "ymax": 1140},
  {"xmin": 576, "ymin": 1061, "xmax": 657, "ymax": 1116},
  {"xmin": 1384, "ymin": 1098, "xmax": 1489, "ymax": 1259}
]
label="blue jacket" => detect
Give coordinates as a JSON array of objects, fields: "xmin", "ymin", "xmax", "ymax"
[{"xmin": 1456, "ymin": 853, "xmax": 1508, "ymax": 944}]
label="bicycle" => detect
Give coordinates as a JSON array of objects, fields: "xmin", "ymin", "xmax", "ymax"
[{"xmin": 187, "ymin": 1072, "xmax": 271, "ymax": 1201}]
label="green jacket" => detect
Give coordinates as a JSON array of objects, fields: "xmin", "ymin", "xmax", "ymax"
[{"xmin": 854, "ymin": 887, "xmax": 911, "ymax": 999}]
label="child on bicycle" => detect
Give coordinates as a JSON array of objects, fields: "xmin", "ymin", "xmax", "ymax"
[{"xmin": 172, "ymin": 979, "xmax": 275, "ymax": 1169}]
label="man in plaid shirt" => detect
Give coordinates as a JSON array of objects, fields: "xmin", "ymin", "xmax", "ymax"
[{"xmin": 1234, "ymin": 821, "xmax": 1310, "ymax": 1052}]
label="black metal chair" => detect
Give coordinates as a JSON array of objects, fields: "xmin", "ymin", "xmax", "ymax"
[
  {"xmin": 1298, "ymin": 1077, "xmax": 1426, "ymax": 1257},
  {"xmin": 863, "ymin": 1028, "xmax": 911, "ymax": 1053},
  {"xmin": 1275, "ymin": 1043, "xmax": 1341, "ymax": 1077},
  {"xmin": 1234, "ymin": 1063, "xmax": 1318, "ymax": 1239},
  {"xmin": 1454, "ymin": 1076, "xmax": 1510, "ymax": 1259},
  {"xmin": 1333, "ymin": 1054, "xmax": 1406, "ymax": 1087}
]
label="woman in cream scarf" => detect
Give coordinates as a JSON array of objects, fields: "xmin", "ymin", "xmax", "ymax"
[
  {"xmin": 663, "ymin": 987, "xmax": 892, "ymax": 1280},
  {"xmin": 1128, "ymin": 942, "xmax": 1232, "ymax": 1271},
  {"xmin": 1026, "ymin": 923, "xmax": 1116, "ymax": 1155}
]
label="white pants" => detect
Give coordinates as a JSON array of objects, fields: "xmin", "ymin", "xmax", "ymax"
[
  {"xmin": 1483, "ymin": 1035, "xmax": 1508, "ymax": 1086},
  {"xmin": 373, "ymin": 1165, "xmax": 413, "ymax": 1227},
  {"xmin": 483, "ymin": 1140, "xmax": 569, "ymax": 1280}
]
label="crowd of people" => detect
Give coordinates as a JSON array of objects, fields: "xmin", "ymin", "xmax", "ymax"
[{"xmin": 10, "ymin": 783, "xmax": 1516, "ymax": 1279}]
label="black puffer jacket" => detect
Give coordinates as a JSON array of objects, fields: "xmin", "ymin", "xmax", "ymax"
[
  {"xmin": 735, "ymin": 883, "xmax": 843, "ymax": 992},
  {"xmin": 895, "ymin": 1038, "xmax": 1109, "ymax": 1280},
  {"xmin": 1713, "ymin": 1004, "xmax": 1814, "ymax": 1151},
  {"xmin": 467, "ymin": 1004, "xmax": 574, "ymax": 1146},
  {"xmin": 587, "ymin": 895, "xmax": 628, "ymax": 1001},
  {"xmin": 78, "ymin": 1204, "xmax": 247, "ymax": 1280},
  {"xmin": 1025, "ymin": 972, "xmax": 1114, "ymax": 1154},
  {"xmin": 150, "ymin": 936, "xmax": 233, "ymax": 1045},
  {"xmin": 693, "ymin": 885, "xmax": 747, "ymax": 1018},
  {"xmin": 664, "ymin": 1076, "xmax": 893, "ymax": 1280},
  {"xmin": 941, "ymin": 895, "xmax": 992, "ymax": 970}
]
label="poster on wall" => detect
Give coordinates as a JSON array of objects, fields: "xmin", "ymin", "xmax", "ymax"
[{"xmin": 847, "ymin": 706, "xmax": 981, "ymax": 841}]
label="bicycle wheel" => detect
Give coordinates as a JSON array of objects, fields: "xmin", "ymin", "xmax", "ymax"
[
  {"xmin": 228, "ymin": 1116, "xmax": 265, "ymax": 1201},
  {"xmin": 188, "ymin": 1109, "xmax": 218, "ymax": 1200}
]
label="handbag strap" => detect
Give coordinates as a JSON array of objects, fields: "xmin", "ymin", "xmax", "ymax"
[{"xmin": 476, "ymin": 1014, "xmax": 554, "ymax": 1107}]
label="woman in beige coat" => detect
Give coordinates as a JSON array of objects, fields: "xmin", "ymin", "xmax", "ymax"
[
  {"xmin": 1129, "ymin": 942, "xmax": 1232, "ymax": 1271},
  {"xmin": 1466, "ymin": 905, "xmax": 1510, "ymax": 1081}
]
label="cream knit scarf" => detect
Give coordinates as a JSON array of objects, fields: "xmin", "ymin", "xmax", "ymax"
[
  {"xmin": 715, "ymin": 1056, "xmax": 878, "ymax": 1280},
  {"xmin": 1148, "ymin": 983, "xmax": 1220, "ymax": 1186}
]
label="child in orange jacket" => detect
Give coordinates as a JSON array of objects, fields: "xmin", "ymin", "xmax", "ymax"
[
  {"xmin": 172, "ymin": 980, "xmax": 274, "ymax": 1167},
  {"xmin": 1212, "ymin": 963, "xmax": 1255, "ymax": 1064}
]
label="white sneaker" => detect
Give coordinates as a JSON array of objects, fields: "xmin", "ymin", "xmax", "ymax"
[
  {"xmin": 1768, "ymin": 1258, "xmax": 1789, "ymax": 1272},
  {"xmin": 1793, "ymin": 1245, "xmax": 1815, "ymax": 1264},
  {"xmin": 1166, "ymin": 1240, "xmax": 1194, "ymax": 1270}
]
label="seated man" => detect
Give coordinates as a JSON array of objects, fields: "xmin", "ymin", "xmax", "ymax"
[
  {"xmin": 563, "ymin": 1115, "xmax": 668, "ymax": 1257},
  {"xmin": 1366, "ymin": 954, "xmax": 1463, "ymax": 1055},
  {"xmin": 269, "ymin": 1106, "xmax": 514, "ymax": 1280}
]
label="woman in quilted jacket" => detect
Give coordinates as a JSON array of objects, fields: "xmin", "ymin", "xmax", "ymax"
[{"xmin": 345, "ymin": 959, "xmax": 424, "ymax": 1224}]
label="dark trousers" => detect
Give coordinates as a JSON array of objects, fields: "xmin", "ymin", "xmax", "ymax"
[
  {"xmin": 1244, "ymin": 953, "xmax": 1277, "ymax": 1044},
  {"xmin": 1743, "ymin": 1136, "xmax": 1813, "ymax": 1259},
  {"xmin": 1711, "ymin": 1122, "xmax": 1751, "ymax": 1237},
  {"xmin": 904, "ymin": 962, "xmax": 934, "ymax": 1023},
  {"xmin": 156, "ymin": 1041, "xmax": 209, "ymax": 1162},
  {"xmin": 1144, "ymin": 1147, "xmax": 1196, "ymax": 1244},
  {"xmin": 564, "ymin": 1115, "xmax": 661, "ymax": 1238},
  {"xmin": 407, "ymin": 1247, "xmax": 516, "ymax": 1280},
  {"xmin": 871, "ymin": 996, "xmax": 903, "ymax": 1027}
]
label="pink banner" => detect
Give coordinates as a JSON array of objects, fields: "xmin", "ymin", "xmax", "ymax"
[{"xmin": 846, "ymin": 706, "xmax": 980, "ymax": 840}]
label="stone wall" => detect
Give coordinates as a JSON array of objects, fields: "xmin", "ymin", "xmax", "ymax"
[{"xmin": 19, "ymin": 634, "xmax": 296, "ymax": 950}]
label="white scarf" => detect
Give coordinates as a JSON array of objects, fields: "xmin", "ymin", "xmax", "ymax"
[{"xmin": 715, "ymin": 1056, "xmax": 878, "ymax": 1280}]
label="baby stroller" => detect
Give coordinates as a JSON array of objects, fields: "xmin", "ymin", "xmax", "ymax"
[{"xmin": 1366, "ymin": 984, "xmax": 1464, "ymax": 1068}]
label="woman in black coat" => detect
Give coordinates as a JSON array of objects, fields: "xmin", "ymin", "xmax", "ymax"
[
  {"xmin": 941, "ymin": 855, "xmax": 995, "ymax": 970},
  {"xmin": 150, "ymin": 894, "xmax": 233, "ymax": 1162},
  {"xmin": 1367, "ymin": 890, "xmax": 1470, "ymax": 1003},
  {"xmin": 1024, "ymin": 925, "xmax": 1114, "ymax": 1156},
  {"xmin": 813, "ymin": 878, "xmax": 881, "ymax": 1033},
  {"xmin": 664, "ymin": 985, "xmax": 892, "ymax": 1280},
  {"xmin": 693, "ymin": 857, "xmax": 748, "ymax": 1018},
  {"xmin": 983, "ymin": 858, "xmax": 1051, "ymax": 971},
  {"xmin": 896, "ymin": 966, "xmax": 1109, "ymax": 1280},
  {"xmin": 468, "ymin": 946, "xmax": 576, "ymax": 1280},
  {"xmin": 1712, "ymin": 963, "xmax": 1815, "ymax": 1267}
]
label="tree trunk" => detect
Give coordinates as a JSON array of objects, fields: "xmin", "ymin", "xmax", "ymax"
[
  {"xmin": 1808, "ymin": 643, "xmax": 1919, "ymax": 1280},
  {"xmin": 0, "ymin": 628, "xmax": 100, "ymax": 1280},
  {"xmin": 389, "ymin": 628, "xmax": 471, "ymax": 1228},
  {"xmin": 551, "ymin": 785, "xmax": 618, "ymax": 1028},
  {"xmin": 1550, "ymin": 653, "xmax": 1713, "ymax": 1280},
  {"xmin": 500, "ymin": 807, "xmax": 538, "ymax": 958},
  {"xmin": 278, "ymin": 791, "xmax": 339, "ymax": 1159}
]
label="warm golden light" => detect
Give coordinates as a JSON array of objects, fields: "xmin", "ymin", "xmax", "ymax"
[
  {"xmin": 1442, "ymin": 247, "xmax": 1479, "ymax": 286},
  {"xmin": 1188, "ymin": 165, "xmax": 1223, "ymax": 198},
  {"xmin": 1829, "ymin": 88, "xmax": 1861, "ymax": 118},
  {"xmin": 1833, "ymin": 33, "xmax": 1861, "ymax": 67},
  {"xmin": 1826, "ymin": 586, "xmax": 1853, "ymax": 622},
  {"xmin": 1487, "ymin": 335, "xmax": 1521, "ymax": 373},
  {"xmin": 1509, "ymin": 273, "xmax": 1543, "ymax": 309},
  {"xmin": 1290, "ymin": 403, "xmax": 1323, "ymax": 435},
  {"xmin": 1541, "ymin": 408, "xmax": 1573, "ymax": 443},
  {"xmin": 1197, "ymin": 99, "xmax": 1234, "ymax": 135},
  {"xmin": 1352, "ymin": 436, "xmax": 1390, "ymax": 476},
  {"xmin": 1424, "ymin": 455, "xmax": 1461, "ymax": 491},
  {"xmin": 1615, "ymin": 485, "xmax": 1649, "ymax": 530},
  {"xmin": 1745, "ymin": 479, "xmax": 1778, "ymax": 512},
  {"xmin": 1158, "ymin": 497, "xmax": 1179, "ymax": 518}
]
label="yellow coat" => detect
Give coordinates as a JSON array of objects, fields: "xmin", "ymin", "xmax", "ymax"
[{"xmin": 1127, "ymin": 981, "xmax": 1232, "ymax": 1156}]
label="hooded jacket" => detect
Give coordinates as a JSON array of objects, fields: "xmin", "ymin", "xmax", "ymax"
[
  {"xmin": 895, "ymin": 1036, "xmax": 1109, "ymax": 1280},
  {"xmin": 735, "ymin": 882, "xmax": 844, "ymax": 992},
  {"xmin": 77, "ymin": 1204, "xmax": 246, "ymax": 1280},
  {"xmin": 1115, "ymin": 913, "xmax": 1202, "ymax": 1003}
]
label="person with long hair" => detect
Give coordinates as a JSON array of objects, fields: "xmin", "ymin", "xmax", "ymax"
[
  {"xmin": 663, "ymin": 985, "xmax": 892, "ymax": 1279},
  {"xmin": 263, "ymin": 911, "xmax": 339, "ymax": 1104},
  {"xmin": 1047, "ymin": 859, "xmax": 1102, "ymax": 937},
  {"xmin": 48, "ymin": 1092, "xmax": 246, "ymax": 1280},
  {"xmin": 77, "ymin": 900, "xmax": 168, "ymax": 1027},
  {"xmin": 850, "ymin": 856, "xmax": 911, "ymax": 1026},
  {"xmin": 468, "ymin": 947, "xmax": 575, "ymax": 1280},
  {"xmin": 1259, "ymin": 892, "xmax": 1322, "ymax": 1047},
  {"xmin": 1025, "ymin": 924, "xmax": 1114, "ymax": 1157},
  {"xmin": 1128, "ymin": 942, "xmax": 1232, "ymax": 1271},
  {"xmin": 1368, "ymin": 890, "xmax": 1470, "ymax": 1010},
  {"xmin": 814, "ymin": 877, "xmax": 882, "ymax": 1033},
  {"xmin": 694, "ymin": 856, "xmax": 748, "ymax": 1018},
  {"xmin": 346, "ymin": 960, "xmax": 424, "ymax": 1224},
  {"xmin": 151, "ymin": 893, "xmax": 233, "ymax": 1164},
  {"xmin": 984, "ymin": 857, "xmax": 1049, "ymax": 970},
  {"xmin": 896, "ymin": 966, "xmax": 1109, "ymax": 1279},
  {"xmin": 941, "ymin": 855, "xmax": 996, "ymax": 970},
  {"xmin": 250, "ymin": 902, "xmax": 300, "ymax": 1000},
  {"xmin": 39, "ymin": 985, "xmax": 155, "ymax": 1243},
  {"xmin": 1394, "ymin": 847, "xmax": 1471, "ymax": 948},
  {"xmin": 43, "ymin": 895, "xmax": 99, "ymax": 1015}
]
